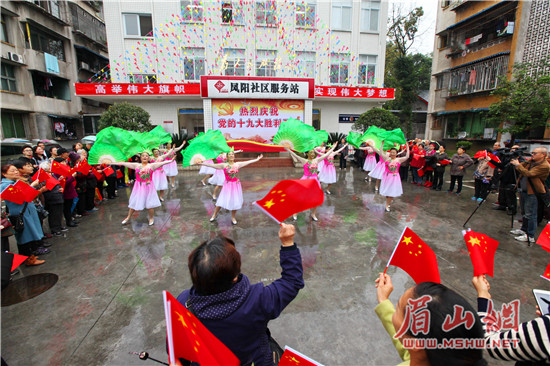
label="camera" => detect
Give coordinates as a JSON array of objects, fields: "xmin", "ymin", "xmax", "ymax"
[{"xmin": 495, "ymin": 147, "xmax": 530, "ymax": 162}]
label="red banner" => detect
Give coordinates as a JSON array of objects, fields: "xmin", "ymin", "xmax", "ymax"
[
  {"xmin": 75, "ymin": 83, "xmax": 201, "ymax": 96},
  {"xmin": 314, "ymin": 86, "xmax": 394, "ymax": 99}
]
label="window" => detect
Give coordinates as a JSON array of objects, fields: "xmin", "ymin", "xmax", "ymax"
[
  {"xmin": 27, "ymin": 25, "xmax": 65, "ymax": 61},
  {"xmin": 129, "ymin": 74, "xmax": 157, "ymax": 83},
  {"xmin": 1, "ymin": 113, "xmax": 25, "ymax": 138},
  {"xmin": 331, "ymin": 1, "xmax": 352, "ymax": 31},
  {"xmin": 256, "ymin": 1, "xmax": 276, "ymax": 26},
  {"xmin": 183, "ymin": 48, "xmax": 205, "ymax": 81},
  {"xmin": 181, "ymin": 0, "xmax": 203, "ymax": 22},
  {"xmin": 330, "ymin": 53, "xmax": 349, "ymax": 84},
  {"xmin": 441, "ymin": 0, "xmax": 451, "ymax": 7},
  {"xmin": 360, "ymin": 1, "xmax": 379, "ymax": 32},
  {"xmin": 256, "ymin": 50, "xmax": 277, "ymax": 77},
  {"xmin": 296, "ymin": 1, "xmax": 316, "ymax": 28},
  {"xmin": 83, "ymin": 115, "xmax": 100, "ymax": 135},
  {"xmin": 436, "ymin": 75, "xmax": 445, "ymax": 90},
  {"xmin": 358, "ymin": 55, "xmax": 376, "ymax": 85},
  {"xmin": 1, "ymin": 15, "xmax": 8, "ymax": 43},
  {"xmin": 448, "ymin": 54, "xmax": 509, "ymax": 97},
  {"xmin": 31, "ymin": 71, "xmax": 70, "ymax": 100},
  {"xmin": 123, "ymin": 14, "xmax": 153, "ymax": 37},
  {"xmin": 221, "ymin": 1, "xmax": 243, "ymax": 25},
  {"xmin": 296, "ymin": 51, "xmax": 316, "ymax": 78},
  {"xmin": 224, "ymin": 49, "xmax": 245, "ymax": 76},
  {"xmin": 1, "ymin": 64, "xmax": 17, "ymax": 92},
  {"xmin": 33, "ymin": 0, "xmax": 60, "ymax": 18}
]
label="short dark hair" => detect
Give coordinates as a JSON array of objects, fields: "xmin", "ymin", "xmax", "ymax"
[
  {"xmin": 411, "ymin": 282, "xmax": 486, "ymax": 366},
  {"xmin": 21, "ymin": 146, "xmax": 32, "ymax": 153},
  {"xmin": 188, "ymin": 236, "xmax": 241, "ymax": 296},
  {"xmin": 53, "ymin": 157, "xmax": 65, "ymax": 163},
  {"xmin": 57, "ymin": 147, "xmax": 68, "ymax": 155},
  {"xmin": 12, "ymin": 159, "xmax": 32, "ymax": 169}
]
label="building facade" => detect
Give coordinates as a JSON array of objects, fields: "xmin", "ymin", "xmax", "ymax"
[
  {"xmin": 425, "ymin": 0, "xmax": 550, "ymax": 145},
  {"xmin": 1, "ymin": 0, "xmax": 109, "ymax": 141},
  {"xmin": 78, "ymin": 0, "xmax": 392, "ymax": 138}
]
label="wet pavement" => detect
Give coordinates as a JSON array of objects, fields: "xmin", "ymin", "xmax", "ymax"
[{"xmin": 2, "ymin": 166, "xmax": 548, "ymax": 366}]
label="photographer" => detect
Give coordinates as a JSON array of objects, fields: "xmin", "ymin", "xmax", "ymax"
[
  {"xmin": 510, "ymin": 146, "xmax": 550, "ymax": 243},
  {"xmin": 491, "ymin": 145, "xmax": 525, "ymax": 215}
]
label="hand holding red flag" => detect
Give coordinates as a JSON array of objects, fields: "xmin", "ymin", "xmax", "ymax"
[
  {"xmin": 279, "ymin": 346, "xmax": 324, "ymax": 366},
  {"xmin": 536, "ymin": 223, "xmax": 550, "ymax": 253},
  {"xmin": 13, "ymin": 180, "xmax": 39, "ymax": 202},
  {"xmin": 72, "ymin": 160, "xmax": 91, "ymax": 175},
  {"xmin": 163, "ymin": 291, "xmax": 239, "ymax": 366},
  {"xmin": 254, "ymin": 179, "xmax": 324, "ymax": 223},
  {"xmin": 487, "ymin": 152, "xmax": 501, "ymax": 168},
  {"xmin": 462, "ymin": 229, "xmax": 499, "ymax": 277},
  {"xmin": 473, "ymin": 150, "xmax": 488, "ymax": 159},
  {"xmin": 417, "ymin": 167, "xmax": 425, "ymax": 177},
  {"xmin": 1, "ymin": 185, "xmax": 25, "ymax": 204},
  {"xmin": 51, "ymin": 160, "xmax": 71, "ymax": 177},
  {"xmin": 103, "ymin": 166, "xmax": 115, "ymax": 177},
  {"xmin": 32, "ymin": 169, "xmax": 59, "ymax": 190},
  {"xmin": 384, "ymin": 227, "xmax": 440, "ymax": 284},
  {"xmin": 440, "ymin": 159, "xmax": 452, "ymax": 165},
  {"xmin": 92, "ymin": 168, "xmax": 103, "ymax": 181}
]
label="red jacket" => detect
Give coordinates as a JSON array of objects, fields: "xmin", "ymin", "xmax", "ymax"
[{"xmin": 410, "ymin": 149, "xmax": 426, "ymax": 168}]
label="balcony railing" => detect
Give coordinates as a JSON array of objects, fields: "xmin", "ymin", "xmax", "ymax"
[
  {"xmin": 447, "ymin": 54, "xmax": 509, "ymax": 97},
  {"xmin": 69, "ymin": 3, "xmax": 106, "ymax": 46}
]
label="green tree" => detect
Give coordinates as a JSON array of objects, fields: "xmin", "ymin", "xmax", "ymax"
[
  {"xmin": 353, "ymin": 108, "xmax": 401, "ymax": 133},
  {"xmin": 98, "ymin": 102, "xmax": 154, "ymax": 132},
  {"xmin": 488, "ymin": 58, "xmax": 550, "ymax": 138}
]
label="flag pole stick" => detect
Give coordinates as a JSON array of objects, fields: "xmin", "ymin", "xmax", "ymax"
[
  {"xmin": 463, "ymin": 196, "xmax": 488, "ymax": 228},
  {"xmin": 383, "ymin": 227, "xmax": 408, "ymax": 276},
  {"xmin": 128, "ymin": 351, "xmax": 169, "ymax": 365}
]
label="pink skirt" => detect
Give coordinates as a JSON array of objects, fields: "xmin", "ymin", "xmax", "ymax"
[
  {"xmin": 208, "ymin": 169, "xmax": 225, "ymax": 186},
  {"xmin": 319, "ymin": 164, "xmax": 337, "ymax": 184},
  {"xmin": 163, "ymin": 160, "xmax": 178, "ymax": 177},
  {"xmin": 379, "ymin": 173, "xmax": 403, "ymax": 197},
  {"xmin": 317, "ymin": 160, "xmax": 326, "ymax": 176},
  {"xmin": 128, "ymin": 181, "xmax": 161, "ymax": 210},
  {"xmin": 199, "ymin": 160, "xmax": 216, "ymax": 175},
  {"xmin": 152, "ymin": 168, "xmax": 168, "ymax": 191},
  {"xmin": 216, "ymin": 180, "xmax": 243, "ymax": 210},
  {"xmin": 363, "ymin": 155, "xmax": 377, "ymax": 171},
  {"xmin": 369, "ymin": 160, "xmax": 386, "ymax": 180}
]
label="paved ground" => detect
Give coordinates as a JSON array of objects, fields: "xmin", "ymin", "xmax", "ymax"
[{"xmin": 2, "ymin": 166, "xmax": 548, "ymax": 366}]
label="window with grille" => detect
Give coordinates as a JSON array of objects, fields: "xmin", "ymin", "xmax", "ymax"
[
  {"xmin": 1, "ymin": 64, "xmax": 17, "ymax": 92},
  {"xmin": 183, "ymin": 48, "xmax": 205, "ymax": 81},
  {"xmin": 181, "ymin": 0, "xmax": 203, "ymax": 22},
  {"xmin": 331, "ymin": 1, "xmax": 352, "ymax": 31},
  {"xmin": 256, "ymin": 50, "xmax": 277, "ymax": 77},
  {"xmin": 224, "ymin": 49, "xmax": 245, "ymax": 76},
  {"xmin": 360, "ymin": 1, "xmax": 379, "ymax": 32},
  {"xmin": 296, "ymin": 1, "xmax": 316, "ymax": 28},
  {"xmin": 221, "ymin": 1, "xmax": 243, "ymax": 25},
  {"xmin": 330, "ymin": 53, "xmax": 349, "ymax": 84},
  {"xmin": 256, "ymin": 1, "xmax": 276, "ymax": 26},
  {"xmin": 296, "ymin": 51, "xmax": 316, "ymax": 78},
  {"xmin": 448, "ymin": 54, "xmax": 509, "ymax": 97},
  {"xmin": 129, "ymin": 74, "xmax": 157, "ymax": 83},
  {"xmin": 123, "ymin": 14, "xmax": 153, "ymax": 37},
  {"xmin": 358, "ymin": 55, "xmax": 376, "ymax": 84},
  {"xmin": 27, "ymin": 25, "xmax": 66, "ymax": 61},
  {"xmin": 1, "ymin": 112, "xmax": 25, "ymax": 138}
]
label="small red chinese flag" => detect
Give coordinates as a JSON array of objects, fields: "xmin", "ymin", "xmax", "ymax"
[
  {"xmin": 462, "ymin": 229, "xmax": 499, "ymax": 277},
  {"xmin": 386, "ymin": 227, "xmax": 441, "ymax": 284},
  {"xmin": 536, "ymin": 223, "xmax": 550, "ymax": 253},
  {"xmin": 541, "ymin": 261, "xmax": 550, "ymax": 282},
  {"xmin": 279, "ymin": 346, "xmax": 323, "ymax": 366},
  {"xmin": 76, "ymin": 159, "xmax": 92, "ymax": 175},
  {"xmin": 163, "ymin": 291, "xmax": 239, "ymax": 366},
  {"xmin": 254, "ymin": 179, "xmax": 324, "ymax": 223},
  {"xmin": 417, "ymin": 168, "xmax": 425, "ymax": 177},
  {"xmin": 58, "ymin": 178, "xmax": 66, "ymax": 190},
  {"xmin": 45, "ymin": 175, "xmax": 60, "ymax": 190},
  {"xmin": 103, "ymin": 166, "xmax": 115, "ymax": 177},
  {"xmin": 473, "ymin": 150, "xmax": 487, "ymax": 159},
  {"xmin": 92, "ymin": 168, "xmax": 103, "ymax": 181},
  {"xmin": 440, "ymin": 159, "xmax": 452, "ymax": 165},
  {"xmin": 32, "ymin": 168, "xmax": 49, "ymax": 183},
  {"xmin": 1, "ymin": 185, "xmax": 25, "ymax": 204},
  {"xmin": 51, "ymin": 160, "xmax": 71, "ymax": 177},
  {"xmin": 487, "ymin": 152, "xmax": 501, "ymax": 169},
  {"xmin": 116, "ymin": 169, "xmax": 123, "ymax": 179},
  {"xmin": 13, "ymin": 180, "xmax": 39, "ymax": 202},
  {"xmin": 9, "ymin": 252, "xmax": 28, "ymax": 272}
]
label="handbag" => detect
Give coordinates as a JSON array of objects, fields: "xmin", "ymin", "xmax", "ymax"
[
  {"xmin": 8, "ymin": 202, "xmax": 28, "ymax": 233},
  {"xmin": 1, "ymin": 215, "xmax": 14, "ymax": 237},
  {"xmin": 35, "ymin": 202, "xmax": 49, "ymax": 220},
  {"xmin": 528, "ymin": 178, "xmax": 550, "ymax": 208}
]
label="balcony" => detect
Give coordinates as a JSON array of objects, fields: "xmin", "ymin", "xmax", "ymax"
[
  {"xmin": 23, "ymin": 0, "xmax": 69, "ymax": 24},
  {"xmin": 449, "ymin": 0, "xmax": 470, "ymax": 11},
  {"xmin": 69, "ymin": 3, "xmax": 107, "ymax": 47}
]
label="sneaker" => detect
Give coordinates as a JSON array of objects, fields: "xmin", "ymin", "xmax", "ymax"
[
  {"xmin": 455, "ymin": 193, "xmax": 461, "ymax": 196},
  {"xmin": 33, "ymin": 247, "xmax": 51, "ymax": 255},
  {"xmin": 52, "ymin": 231, "xmax": 63, "ymax": 237},
  {"xmin": 74, "ymin": 214, "xmax": 82, "ymax": 218},
  {"xmin": 510, "ymin": 229, "xmax": 524, "ymax": 235},
  {"xmin": 471, "ymin": 197, "xmax": 477, "ymax": 200},
  {"xmin": 60, "ymin": 227, "xmax": 69, "ymax": 232},
  {"xmin": 515, "ymin": 234, "xmax": 535, "ymax": 242},
  {"xmin": 87, "ymin": 208, "xmax": 99, "ymax": 212},
  {"xmin": 477, "ymin": 198, "xmax": 483, "ymax": 202},
  {"xmin": 41, "ymin": 241, "xmax": 52, "ymax": 247}
]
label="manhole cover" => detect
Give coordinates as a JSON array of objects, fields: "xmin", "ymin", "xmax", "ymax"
[{"xmin": 2, "ymin": 273, "xmax": 58, "ymax": 306}]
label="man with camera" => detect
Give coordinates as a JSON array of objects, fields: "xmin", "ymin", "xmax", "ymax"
[
  {"xmin": 492, "ymin": 145, "xmax": 525, "ymax": 215},
  {"xmin": 510, "ymin": 146, "xmax": 550, "ymax": 243}
]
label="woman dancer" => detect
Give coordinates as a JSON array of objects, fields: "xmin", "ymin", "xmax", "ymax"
[
  {"xmin": 151, "ymin": 148, "xmax": 173, "ymax": 202},
  {"xmin": 315, "ymin": 143, "xmax": 327, "ymax": 179},
  {"xmin": 208, "ymin": 150, "xmax": 243, "ymax": 200},
  {"xmin": 368, "ymin": 143, "xmax": 387, "ymax": 191},
  {"xmin": 200, "ymin": 151, "xmax": 263, "ymax": 225},
  {"xmin": 372, "ymin": 142, "xmax": 409, "ymax": 212},
  {"xmin": 359, "ymin": 142, "xmax": 377, "ymax": 182},
  {"xmin": 109, "ymin": 152, "xmax": 174, "ymax": 226},
  {"xmin": 199, "ymin": 158, "xmax": 216, "ymax": 186},
  {"xmin": 284, "ymin": 144, "xmax": 338, "ymax": 221},
  {"xmin": 163, "ymin": 141, "xmax": 186, "ymax": 188},
  {"xmin": 319, "ymin": 144, "xmax": 350, "ymax": 195}
]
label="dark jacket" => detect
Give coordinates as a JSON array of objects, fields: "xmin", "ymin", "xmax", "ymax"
[
  {"xmin": 177, "ymin": 245, "xmax": 304, "ymax": 366},
  {"xmin": 42, "ymin": 183, "xmax": 64, "ymax": 205},
  {"xmin": 433, "ymin": 152, "xmax": 450, "ymax": 173}
]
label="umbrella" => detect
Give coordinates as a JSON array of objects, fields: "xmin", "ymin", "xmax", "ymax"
[
  {"xmin": 81, "ymin": 135, "xmax": 97, "ymax": 143},
  {"xmin": 2, "ymin": 138, "xmax": 31, "ymax": 143}
]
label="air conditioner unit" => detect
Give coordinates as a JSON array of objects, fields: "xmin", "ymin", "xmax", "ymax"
[
  {"xmin": 8, "ymin": 52, "xmax": 24, "ymax": 64},
  {"xmin": 80, "ymin": 61, "xmax": 90, "ymax": 70}
]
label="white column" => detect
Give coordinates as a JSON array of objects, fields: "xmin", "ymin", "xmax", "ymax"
[
  {"xmin": 304, "ymin": 100, "xmax": 313, "ymax": 126},
  {"xmin": 203, "ymin": 98, "xmax": 212, "ymax": 131}
]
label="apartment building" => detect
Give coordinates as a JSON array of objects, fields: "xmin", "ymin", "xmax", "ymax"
[
  {"xmin": 426, "ymin": 0, "xmax": 550, "ymax": 145},
  {"xmin": 1, "ymin": 0, "xmax": 109, "ymax": 141},
  {"xmin": 76, "ymin": 0, "xmax": 393, "ymax": 140}
]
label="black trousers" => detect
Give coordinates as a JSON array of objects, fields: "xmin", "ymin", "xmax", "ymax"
[
  {"xmin": 433, "ymin": 171, "xmax": 445, "ymax": 190},
  {"xmin": 449, "ymin": 175, "xmax": 464, "ymax": 193},
  {"xmin": 77, "ymin": 191, "xmax": 86, "ymax": 214},
  {"xmin": 339, "ymin": 156, "xmax": 347, "ymax": 169},
  {"xmin": 45, "ymin": 202, "xmax": 63, "ymax": 232},
  {"xmin": 106, "ymin": 176, "xmax": 117, "ymax": 198},
  {"xmin": 474, "ymin": 178, "xmax": 490, "ymax": 199},
  {"xmin": 63, "ymin": 199, "xmax": 74, "ymax": 225}
]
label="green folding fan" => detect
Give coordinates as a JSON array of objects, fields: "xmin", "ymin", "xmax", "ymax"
[{"xmin": 181, "ymin": 130, "xmax": 230, "ymax": 167}]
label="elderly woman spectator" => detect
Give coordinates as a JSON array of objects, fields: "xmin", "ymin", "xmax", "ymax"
[
  {"xmin": 472, "ymin": 156, "xmax": 494, "ymax": 202},
  {"xmin": 1, "ymin": 164, "xmax": 47, "ymax": 265},
  {"xmin": 51, "ymin": 158, "xmax": 78, "ymax": 228},
  {"xmin": 448, "ymin": 147, "xmax": 474, "ymax": 196},
  {"xmin": 176, "ymin": 223, "xmax": 304, "ymax": 366},
  {"xmin": 38, "ymin": 162, "xmax": 65, "ymax": 236}
]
